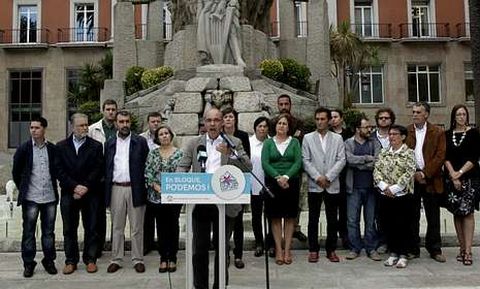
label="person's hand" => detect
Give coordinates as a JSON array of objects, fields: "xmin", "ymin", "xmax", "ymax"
[
  {"xmin": 365, "ymin": 155, "xmax": 375, "ymax": 163},
  {"xmin": 450, "ymin": 171, "xmax": 462, "ymax": 180},
  {"xmin": 153, "ymin": 183, "xmax": 161, "ymax": 193},
  {"xmin": 216, "ymin": 143, "xmax": 231, "ymax": 156},
  {"xmin": 453, "ymin": 179, "xmax": 462, "ymax": 191},
  {"xmin": 384, "ymin": 187, "xmax": 395, "ymax": 198},
  {"xmin": 414, "ymin": 172, "xmax": 426, "ymax": 184},
  {"xmin": 316, "ymin": 176, "xmax": 330, "ymax": 188},
  {"xmin": 73, "ymin": 193, "xmax": 82, "ymax": 200},
  {"xmin": 277, "ymin": 176, "xmax": 289, "ymax": 189},
  {"xmin": 74, "ymin": 185, "xmax": 88, "ymax": 196}
]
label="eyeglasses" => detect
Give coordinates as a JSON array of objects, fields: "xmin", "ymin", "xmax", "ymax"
[
  {"xmin": 205, "ymin": 118, "xmax": 222, "ymax": 123},
  {"xmin": 378, "ymin": 117, "xmax": 391, "ymax": 120}
]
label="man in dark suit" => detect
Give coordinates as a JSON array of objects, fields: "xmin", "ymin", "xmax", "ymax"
[
  {"xmin": 177, "ymin": 107, "xmax": 251, "ymax": 289},
  {"xmin": 104, "ymin": 110, "xmax": 149, "ymax": 273},
  {"xmin": 406, "ymin": 101, "xmax": 446, "ymax": 262},
  {"xmin": 12, "ymin": 117, "xmax": 59, "ymax": 278},
  {"xmin": 55, "ymin": 113, "xmax": 104, "ymax": 274}
]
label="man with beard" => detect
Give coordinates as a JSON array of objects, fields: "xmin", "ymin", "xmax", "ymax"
[
  {"xmin": 55, "ymin": 113, "xmax": 103, "ymax": 274},
  {"xmin": 104, "ymin": 111, "xmax": 149, "ymax": 273},
  {"xmin": 344, "ymin": 116, "xmax": 381, "ymax": 261}
]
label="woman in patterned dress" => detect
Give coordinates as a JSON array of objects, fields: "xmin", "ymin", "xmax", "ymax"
[
  {"xmin": 444, "ymin": 104, "xmax": 480, "ymax": 265},
  {"xmin": 145, "ymin": 125, "xmax": 183, "ymax": 273},
  {"xmin": 373, "ymin": 125, "xmax": 416, "ymax": 269}
]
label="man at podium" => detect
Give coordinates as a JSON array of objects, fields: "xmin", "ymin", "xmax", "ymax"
[{"xmin": 177, "ymin": 107, "xmax": 252, "ymax": 289}]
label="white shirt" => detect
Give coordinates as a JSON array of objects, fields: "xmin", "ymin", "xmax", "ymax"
[
  {"xmin": 376, "ymin": 130, "xmax": 390, "ymax": 149},
  {"xmin": 113, "ymin": 133, "xmax": 131, "ymax": 182},
  {"xmin": 249, "ymin": 135, "xmax": 265, "ymax": 196},
  {"xmin": 318, "ymin": 131, "xmax": 328, "ymax": 153},
  {"xmin": 72, "ymin": 135, "xmax": 86, "ymax": 154},
  {"xmin": 140, "ymin": 130, "xmax": 159, "ymax": 151},
  {"xmin": 414, "ymin": 123, "xmax": 427, "ymax": 170},
  {"xmin": 205, "ymin": 134, "xmax": 223, "ymax": 173},
  {"xmin": 273, "ymin": 136, "xmax": 291, "ymax": 156},
  {"xmin": 377, "ymin": 144, "xmax": 408, "ymax": 196}
]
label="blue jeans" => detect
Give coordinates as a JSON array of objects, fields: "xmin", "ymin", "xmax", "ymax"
[
  {"xmin": 21, "ymin": 200, "xmax": 57, "ymax": 267},
  {"xmin": 347, "ymin": 188, "xmax": 377, "ymax": 253}
]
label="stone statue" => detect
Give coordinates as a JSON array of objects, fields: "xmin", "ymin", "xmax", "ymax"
[
  {"xmin": 168, "ymin": 0, "xmax": 197, "ymax": 33},
  {"xmin": 197, "ymin": 0, "xmax": 246, "ymax": 67},
  {"xmin": 162, "ymin": 98, "xmax": 175, "ymax": 122}
]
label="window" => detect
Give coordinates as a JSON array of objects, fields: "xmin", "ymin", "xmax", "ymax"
[
  {"xmin": 294, "ymin": 1, "xmax": 307, "ymax": 37},
  {"xmin": 411, "ymin": 1, "xmax": 431, "ymax": 37},
  {"xmin": 74, "ymin": 3, "xmax": 95, "ymax": 41},
  {"xmin": 18, "ymin": 5, "xmax": 38, "ymax": 43},
  {"xmin": 465, "ymin": 63, "xmax": 474, "ymax": 102},
  {"xmin": 352, "ymin": 66, "xmax": 384, "ymax": 104},
  {"xmin": 9, "ymin": 70, "xmax": 42, "ymax": 148},
  {"xmin": 407, "ymin": 64, "xmax": 441, "ymax": 103},
  {"xmin": 163, "ymin": 4, "xmax": 172, "ymax": 41},
  {"xmin": 354, "ymin": 1, "xmax": 373, "ymax": 37}
]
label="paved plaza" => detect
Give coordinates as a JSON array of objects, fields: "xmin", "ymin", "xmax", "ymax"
[{"xmin": 1, "ymin": 247, "xmax": 480, "ymax": 289}]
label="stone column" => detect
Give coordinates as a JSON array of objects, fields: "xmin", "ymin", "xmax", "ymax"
[
  {"xmin": 306, "ymin": 0, "xmax": 338, "ymax": 107},
  {"xmin": 113, "ymin": 1, "xmax": 136, "ymax": 81},
  {"xmin": 147, "ymin": 0, "xmax": 164, "ymax": 41}
]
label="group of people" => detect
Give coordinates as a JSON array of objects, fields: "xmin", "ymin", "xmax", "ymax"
[{"xmin": 11, "ymin": 94, "xmax": 480, "ymax": 287}]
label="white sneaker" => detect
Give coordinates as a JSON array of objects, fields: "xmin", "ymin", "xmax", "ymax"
[
  {"xmin": 384, "ymin": 255, "xmax": 399, "ymax": 267},
  {"xmin": 396, "ymin": 257, "xmax": 408, "ymax": 269}
]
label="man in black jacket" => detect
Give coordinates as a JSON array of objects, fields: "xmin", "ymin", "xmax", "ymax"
[
  {"xmin": 12, "ymin": 117, "xmax": 58, "ymax": 278},
  {"xmin": 56, "ymin": 113, "xmax": 104, "ymax": 274},
  {"xmin": 104, "ymin": 110, "xmax": 149, "ymax": 273}
]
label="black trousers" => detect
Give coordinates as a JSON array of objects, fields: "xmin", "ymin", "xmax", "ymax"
[
  {"xmin": 308, "ymin": 192, "xmax": 339, "ymax": 253},
  {"xmin": 338, "ymin": 173, "xmax": 348, "ymax": 240},
  {"xmin": 251, "ymin": 195, "xmax": 264, "ymax": 248},
  {"xmin": 411, "ymin": 182, "xmax": 443, "ymax": 256},
  {"xmin": 143, "ymin": 203, "xmax": 157, "ymax": 252},
  {"xmin": 381, "ymin": 193, "xmax": 415, "ymax": 256},
  {"xmin": 232, "ymin": 205, "xmax": 244, "ymax": 259},
  {"xmin": 193, "ymin": 205, "xmax": 235, "ymax": 289},
  {"xmin": 146, "ymin": 202, "xmax": 182, "ymax": 262},
  {"xmin": 60, "ymin": 193, "xmax": 98, "ymax": 265}
]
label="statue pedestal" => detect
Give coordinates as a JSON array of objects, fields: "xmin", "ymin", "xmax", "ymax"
[{"xmin": 196, "ymin": 64, "xmax": 245, "ymax": 79}]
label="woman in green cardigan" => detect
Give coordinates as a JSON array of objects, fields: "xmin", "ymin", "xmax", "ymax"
[{"xmin": 262, "ymin": 113, "xmax": 303, "ymax": 265}]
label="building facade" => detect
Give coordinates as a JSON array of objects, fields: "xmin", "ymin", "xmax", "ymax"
[{"xmin": 0, "ymin": 0, "xmax": 473, "ymax": 151}]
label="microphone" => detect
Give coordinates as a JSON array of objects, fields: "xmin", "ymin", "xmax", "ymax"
[
  {"xmin": 196, "ymin": 145, "xmax": 208, "ymax": 172},
  {"xmin": 219, "ymin": 131, "xmax": 236, "ymax": 149}
]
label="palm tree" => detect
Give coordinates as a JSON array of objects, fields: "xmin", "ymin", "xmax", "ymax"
[
  {"xmin": 330, "ymin": 21, "xmax": 377, "ymax": 108},
  {"xmin": 470, "ymin": 0, "xmax": 480, "ymax": 126}
]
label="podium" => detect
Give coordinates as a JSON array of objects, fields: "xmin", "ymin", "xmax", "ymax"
[{"xmin": 162, "ymin": 165, "xmax": 251, "ymax": 289}]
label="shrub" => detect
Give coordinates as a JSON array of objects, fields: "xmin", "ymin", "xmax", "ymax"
[
  {"xmin": 125, "ymin": 66, "xmax": 145, "ymax": 95},
  {"xmin": 78, "ymin": 101, "xmax": 103, "ymax": 124},
  {"xmin": 343, "ymin": 108, "xmax": 366, "ymax": 135},
  {"xmin": 260, "ymin": 59, "xmax": 284, "ymax": 80},
  {"xmin": 141, "ymin": 66, "xmax": 174, "ymax": 89},
  {"xmin": 279, "ymin": 58, "xmax": 312, "ymax": 91}
]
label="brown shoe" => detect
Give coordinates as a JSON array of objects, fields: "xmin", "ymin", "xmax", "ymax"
[
  {"xmin": 107, "ymin": 263, "xmax": 121, "ymax": 273},
  {"xmin": 134, "ymin": 263, "xmax": 145, "ymax": 273},
  {"xmin": 308, "ymin": 252, "xmax": 319, "ymax": 263},
  {"xmin": 62, "ymin": 264, "xmax": 77, "ymax": 275},
  {"xmin": 431, "ymin": 253, "xmax": 446, "ymax": 263},
  {"xmin": 327, "ymin": 251, "xmax": 340, "ymax": 263},
  {"xmin": 86, "ymin": 263, "xmax": 97, "ymax": 273}
]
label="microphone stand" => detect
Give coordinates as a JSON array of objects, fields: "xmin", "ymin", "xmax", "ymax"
[{"xmin": 228, "ymin": 147, "xmax": 273, "ymax": 289}]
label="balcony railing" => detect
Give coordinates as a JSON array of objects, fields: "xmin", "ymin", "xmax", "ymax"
[
  {"xmin": 57, "ymin": 27, "xmax": 109, "ymax": 43},
  {"xmin": 270, "ymin": 21, "xmax": 280, "ymax": 38},
  {"xmin": 456, "ymin": 22, "xmax": 470, "ymax": 38},
  {"xmin": 0, "ymin": 28, "xmax": 50, "ymax": 44},
  {"xmin": 351, "ymin": 23, "xmax": 392, "ymax": 39},
  {"xmin": 399, "ymin": 23, "xmax": 450, "ymax": 38},
  {"xmin": 135, "ymin": 23, "xmax": 172, "ymax": 41}
]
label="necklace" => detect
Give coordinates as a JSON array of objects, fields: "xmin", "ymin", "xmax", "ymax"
[{"xmin": 452, "ymin": 130, "xmax": 467, "ymax": 147}]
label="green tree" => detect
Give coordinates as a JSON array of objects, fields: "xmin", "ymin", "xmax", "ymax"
[
  {"xmin": 330, "ymin": 21, "xmax": 377, "ymax": 108},
  {"xmin": 470, "ymin": 0, "xmax": 480, "ymax": 127}
]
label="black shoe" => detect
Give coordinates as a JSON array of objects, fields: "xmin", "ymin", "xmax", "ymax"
[
  {"xmin": 268, "ymin": 248, "xmax": 275, "ymax": 258},
  {"xmin": 234, "ymin": 258, "xmax": 245, "ymax": 269},
  {"xmin": 293, "ymin": 231, "xmax": 307, "ymax": 242},
  {"xmin": 134, "ymin": 263, "xmax": 145, "ymax": 273},
  {"xmin": 23, "ymin": 262, "xmax": 36, "ymax": 278},
  {"xmin": 254, "ymin": 247, "xmax": 264, "ymax": 257},
  {"xmin": 41, "ymin": 260, "xmax": 57, "ymax": 275}
]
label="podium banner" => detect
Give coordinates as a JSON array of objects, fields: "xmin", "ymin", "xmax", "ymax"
[{"xmin": 161, "ymin": 165, "xmax": 251, "ymax": 204}]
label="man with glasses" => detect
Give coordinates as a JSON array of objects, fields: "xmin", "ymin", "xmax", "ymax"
[
  {"xmin": 345, "ymin": 116, "xmax": 381, "ymax": 261},
  {"xmin": 405, "ymin": 102, "xmax": 446, "ymax": 262}
]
